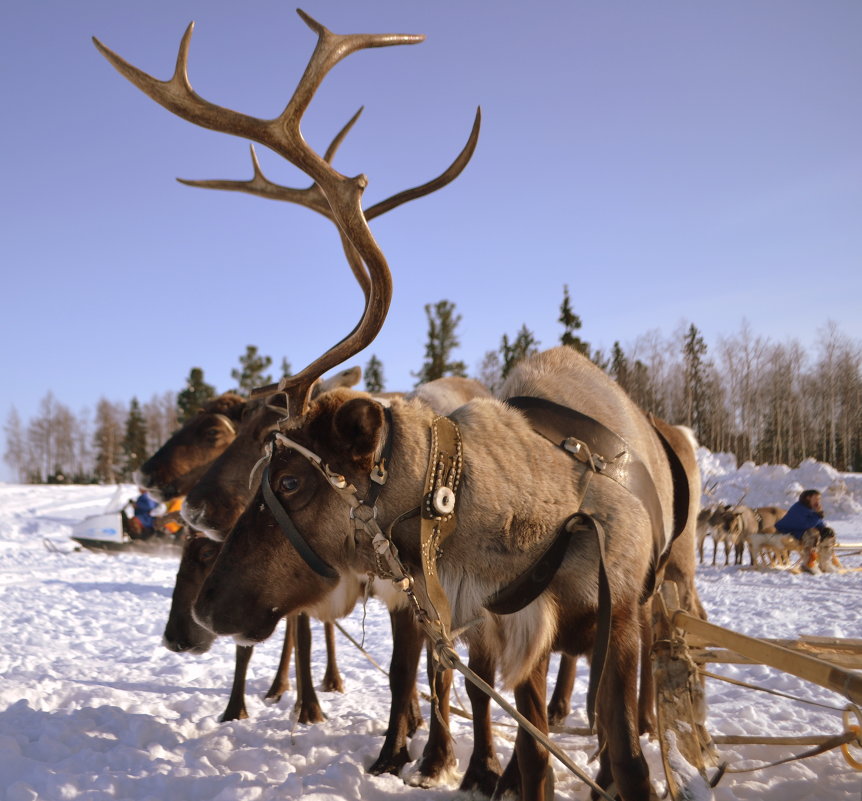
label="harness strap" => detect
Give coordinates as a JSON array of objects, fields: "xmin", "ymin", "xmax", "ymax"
[
  {"xmin": 419, "ymin": 415, "xmax": 463, "ymax": 647},
  {"xmin": 645, "ymin": 415, "xmax": 692, "ymax": 595},
  {"xmin": 261, "ymin": 464, "xmax": 339, "ymax": 579},
  {"xmin": 211, "ymin": 413, "xmax": 237, "ymax": 436},
  {"xmin": 507, "ymin": 396, "xmax": 672, "ymax": 603}
]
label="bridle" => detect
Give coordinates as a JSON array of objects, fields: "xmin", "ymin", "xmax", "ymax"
[{"xmin": 252, "ymin": 403, "xmax": 400, "ymax": 581}]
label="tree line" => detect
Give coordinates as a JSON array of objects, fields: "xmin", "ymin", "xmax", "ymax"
[{"xmin": 6, "ymin": 293, "xmax": 862, "ymax": 483}]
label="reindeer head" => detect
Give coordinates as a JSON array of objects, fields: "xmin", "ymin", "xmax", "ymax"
[{"xmin": 135, "ymin": 393, "xmax": 245, "ymax": 501}]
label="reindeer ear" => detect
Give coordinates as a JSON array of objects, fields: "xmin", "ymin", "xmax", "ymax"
[{"xmin": 333, "ymin": 398, "xmax": 385, "ymax": 459}]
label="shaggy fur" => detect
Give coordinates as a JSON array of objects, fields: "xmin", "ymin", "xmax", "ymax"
[{"xmin": 196, "ymin": 347, "xmax": 696, "ymax": 801}]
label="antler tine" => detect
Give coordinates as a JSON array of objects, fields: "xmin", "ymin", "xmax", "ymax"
[
  {"xmin": 178, "ymin": 110, "xmax": 371, "ymax": 300},
  {"xmin": 365, "ymin": 107, "xmax": 481, "ymax": 220},
  {"xmin": 176, "ymin": 106, "xmax": 365, "ymax": 218},
  {"xmin": 177, "ymin": 107, "xmax": 481, "ymax": 312},
  {"xmin": 95, "ymin": 10, "xmax": 426, "ymax": 419}
]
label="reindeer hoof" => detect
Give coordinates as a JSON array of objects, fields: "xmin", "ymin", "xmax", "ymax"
[
  {"xmin": 295, "ymin": 702, "xmax": 326, "ymax": 724},
  {"xmin": 547, "ymin": 701, "xmax": 570, "ymax": 727},
  {"xmin": 404, "ymin": 754, "xmax": 458, "ymax": 788},
  {"xmin": 460, "ymin": 756, "xmax": 502, "ymax": 797},
  {"xmin": 219, "ymin": 706, "xmax": 249, "ymax": 722},
  {"xmin": 368, "ymin": 747, "xmax": 411, "ymax": 776},
  {"xmin": 320, "ymin": 675, "xmax": 344, "ymax": 693}
]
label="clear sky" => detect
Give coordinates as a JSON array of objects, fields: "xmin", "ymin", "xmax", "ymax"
[{"xmin": 2, "ymin": 1, "xmax": 861, "ymax": 481}]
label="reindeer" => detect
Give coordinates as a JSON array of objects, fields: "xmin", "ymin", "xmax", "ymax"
[
  {"xmin": 164, "ymin": 532, "xmax": 356, "ymax": 723},
  {"xmin": 129, "ymin": 89, "xmax": 478, "ymax": 736},
  {"xmin": 138, "ymin": 366, "xmax": 364, "ymax": 724},
  {"xmin": 136, "ymin": 368, "xmax": 361, "ymax": 502},
  {"xmin": 746, "ymin": 506, "xmax": 793, "ymax": 568},
  {"xmin": 177, "ymin": 375, "xmax": 494, "ymax": 785},
  {"xmin": 96, "ymin": 13, "xmax": 701, "ymax": 799},
  {"xmin": 696, "ymin": 504, "xmax": 727, "ymax": 565},
  {"xmin": 712, "ymin": 503, "xmax": 759, "ymax": 566}
]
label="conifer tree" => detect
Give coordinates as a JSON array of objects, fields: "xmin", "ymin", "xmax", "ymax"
[
  {"xmin": 122, "ymin": 398, "xmax": 148, "ymax": 480},
  {"xmin": 414, "ymin": 300, "xmax": 467, "ymax": 384},
  {"xmin": 500, "ymin": 324, "xmax": 540, "ymax": 379},
  {"xmin": 682, "ymin": 323, "xmax": 710, "ymax": 439},
  {"xmin": 364, "ymin": 354, "xmax": 385, "ymax": 393},
  {"xmin": 559, "ymin": 284, "xmax": 590, "ymax": 355},
  {"xmin": 177, "ymin": 368, "xmax": 216, "ymax": 424},
  {"xmin": 280, "ymin": 357, "xmax": 292, "ymax": 379},
  {"xmin": 610, "ymin": 341, "xmax": 629, "ymax": 386},
  {"xmin": 232, "ymin": 345, "xmax": 273, "ymax": 395}
]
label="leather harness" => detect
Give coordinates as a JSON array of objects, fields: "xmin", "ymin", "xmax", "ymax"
[{"xmin": 258, "ymin": 395, "xmax": 692, "ymax": 730}]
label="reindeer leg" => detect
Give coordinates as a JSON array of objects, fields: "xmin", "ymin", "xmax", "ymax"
[
  {"xmin": 368, "ymin": 607, "xmax": 423, "ymax": 776},
  {"xmin": 264, "ymin": 615, "xmax": 293, "ymax": 703},
  {"xmin": 294, "ymin": 613, "xmax": 325, "ymax": 724},
  {"xmin": 547, "ymin": 653, "xmax": 577, "ymax": 726},
  {"xmin": 637, "ymin": 605, "xmax": 656, "ymax": 736},
  {"xmin": 594, "ymin": 612, "xmax": 651, "ymax": 801},
  {"xmin": 320, "ymin": 621, "xmax": 344, "ymax": 692},
  {"xmin": 409, "ymin": 646, "xmax": 456, "ymax": 785},
  {"xmin": 460, "ymin": 643, "xmax": 502, "ymax": 796},
  {"xmin": 220, "ymin": 645, "xmax": 252, "ymax": 722},
  {"xmin": 506, "ymin": 653, "xmax": 552, "ymax": 801}
]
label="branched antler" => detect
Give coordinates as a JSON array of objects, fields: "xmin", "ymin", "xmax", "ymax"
[
  {"xmin": 94, "ymin": 10, "xmax": 475, "ymax": 418},
  {"xmin": 178, "ymin": 107, "xmax": 481, "ymax": 304}
]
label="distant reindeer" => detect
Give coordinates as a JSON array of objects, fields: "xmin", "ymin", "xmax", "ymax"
[
  {"xmin": 696, "ymin": 503, "xmax": 727, "ymax": 565},
  {"xmin": 746, "ymin": 506, "xmax": 793, "ymax": 568},
  {"xmin": 712, "ymin": 503, "xmax": 759, "ymax": 566},
  {"xmin": 96, "ymin": 13, "xmax": 702, "ymax": 799}
]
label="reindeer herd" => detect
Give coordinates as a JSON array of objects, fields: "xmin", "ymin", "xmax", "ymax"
[
  {"xmin": 696, "ymin": 500, "xmax": 831, "ymax": 571},
  {"xmin": 91, "ymin": 10, "xmax": 826, "ymax": 801}
]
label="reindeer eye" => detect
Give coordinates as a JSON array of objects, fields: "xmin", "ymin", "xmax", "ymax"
[
  {"xmin": 199, "ymin": 543, "xmax": 219, "ymax": 563},
  {"xmin": 279, "ymin": 476, "xmax": 300, "ymax": 493}
]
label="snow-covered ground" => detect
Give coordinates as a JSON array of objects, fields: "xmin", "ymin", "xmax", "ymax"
[{"xmin": 1, "ymin": 452, "xmax": 860, "ymax": 800}]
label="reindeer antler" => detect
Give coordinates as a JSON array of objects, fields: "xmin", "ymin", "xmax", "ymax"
[
  {"xmin": 94, "ymin": 11, "xmax": 458, "ymax": 419},
  {"xmin": 177, "ymin": 106, "xmax": 481, "ymax": 305}
]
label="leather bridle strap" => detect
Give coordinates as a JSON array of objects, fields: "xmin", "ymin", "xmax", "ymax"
[
  {"xmin": 507, "ymin": 395, "xmax": 668, "ymax": 602},
  {"xmin": 261, "ymin": 464, "xmax": 339, "ymax": 579},
  {"xmin": 418, "ymin": 415, "xmax": 462, "ymax": 645},
  {"xmin": 484, "ymin": 509, "xmax": 611, "ymax": 732}
]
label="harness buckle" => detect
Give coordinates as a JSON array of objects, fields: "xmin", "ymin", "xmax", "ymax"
[
  {"xmin": 370, "ymin": 460, "xmax": 388, "ymax": 485},
  {"xmin": 564, "ymin": 436, "xmax": 598, "ymax": 469},
  {"xmin": 350, "ymin": 504, "xmax": 378, "ymax": 523}
]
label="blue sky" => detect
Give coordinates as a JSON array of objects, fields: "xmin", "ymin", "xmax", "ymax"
[{"xmin": 2, "ymin": 1, "xmax": 860, "ymax": 481}]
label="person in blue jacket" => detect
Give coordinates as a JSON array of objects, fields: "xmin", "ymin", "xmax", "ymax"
[
  {"xmin": 776, "ymin": 489, "xmax": 835, "ymax": 573},
  {"xmin": 124, "ymin": 489, "xmax": 163, "ymax": 540}
]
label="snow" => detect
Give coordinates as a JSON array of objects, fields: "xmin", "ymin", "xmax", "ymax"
[{"xmin": 1, "ymin": 454, "xmax": 861, "ymax": 800}]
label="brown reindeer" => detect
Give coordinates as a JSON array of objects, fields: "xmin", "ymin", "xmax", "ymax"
[
  {"xmin": 139, "ymin": 368, "xmax": 364, "ymax": 724},
  {"xmin": 136, "ymin": 393, "xmax": 246, "ymax": 502},
  {"xmin": 163, "ymin": 533, "xmax": 347, "ymax": 723},
  {"xmin": 696, "ymin": 503, "xmax": 729, "ymax": 565},
  {"xmin": 713, "ymin": 504, "xmax": 760, "ymax": 565},
  {"xmin": 96, "ymin": 13, "xmax": 698, "ymax": 799},
  {"xmin": 178, "ymin": 376, "xmax": 493, "ymax": 785},
  {"xmin": 137, "ymin": 367, "xmax": 362, "ymax": 503}
]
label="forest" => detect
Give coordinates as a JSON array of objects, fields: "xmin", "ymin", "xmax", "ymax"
[{"xmin": 5, "ymin": 292, "xmax": 862, "ymax": 482}]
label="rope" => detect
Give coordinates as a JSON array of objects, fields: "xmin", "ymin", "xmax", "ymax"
[
  {"xmin": 721, "ymin": 729, "xmax": 859, "ymax": 774},
  {"xmin": 333, "ymin": 619, "xmax": 612, "ymax": 796},
  {"xmin": 440, "ymin": 644, "xmax": 615, "ymax": 801},
  {"xmin": 701, "ymin": 669, "xmax": 849, "ymax": 711}
]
